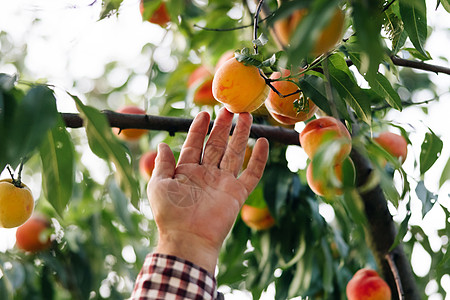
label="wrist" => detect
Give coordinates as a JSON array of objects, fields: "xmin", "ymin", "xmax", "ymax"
[{"xmin": 155, "ymin": 230, "xmax": 220, "ymax": 274}]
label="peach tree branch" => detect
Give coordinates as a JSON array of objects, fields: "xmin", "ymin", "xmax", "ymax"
[
  {"xmin": 350, "ymin": 149, "xmax": 420, "ymax": 300},
  {"xmin": 60, "ymin": 111, "xmax": 300, "ymax": 146},
  {"xmin": 346, "ymin": 56, "xmax": 450, "ymax": 76}
]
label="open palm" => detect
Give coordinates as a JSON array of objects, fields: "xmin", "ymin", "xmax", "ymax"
[{"xmin": 147, "ymin": 108, "xmax": 269, "ymax": 273}]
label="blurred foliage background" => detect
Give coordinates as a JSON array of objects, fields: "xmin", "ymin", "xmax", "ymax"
[{"xmin": 0, "ymin": 0, "xmax": 449, "ymax": 299}]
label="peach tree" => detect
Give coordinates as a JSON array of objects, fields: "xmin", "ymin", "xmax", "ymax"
[{"xmin": 0, "ymin": 0, "xmax": 449, "ymax": 299}]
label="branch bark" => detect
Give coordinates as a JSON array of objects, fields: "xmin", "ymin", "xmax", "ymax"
[
  {"xmin": 346, "ymin": 55, "xmax": 450, "ymax": 76},
  {"xmin": 61, "ymin": 111, "xmax": 300, "ymax": 146},
  {"xmin": 350, "ymin": 150, "xmax": 420, "ymax": 300},
  {"xmin": 390, "ymin": 56, "xmax": 450, "ymax": 75}
]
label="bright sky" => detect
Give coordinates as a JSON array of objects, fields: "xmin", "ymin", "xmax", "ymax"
[{"xmin": 0, "ymin": 0, "xmax": 449, "ymax": 299}]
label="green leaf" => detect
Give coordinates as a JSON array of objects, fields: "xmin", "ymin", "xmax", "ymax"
[
  {"xmin": 0, "ymin": 73, "xmax": 17, "ymax": 91},
  {"xmin": 341, "ymin": 189, "xmax": 367, "ymax": 226},
  {"xmin": 0, "ymin": 263, "xmax": 14, "ymax": 299},
  {"xmin": 99, "ymin": 0, "xmax": 124, "ymax": 20},
  {"xmin": 379, "ymin": 169, "xmax": 401, "ymax": 207},
  {"xmin": 383, "ymin": 9, "xmax": 407, "ymax": 54},
  {"xmin": 300, "ymin": 72, "xmax": 352, "ymax": 122},
  {"xmin": 348, "ymin": 52, "xmax": 402, "ymax": 111},
  {"xmin": 415, "ymin": 180, "xmax": 437, "ymax": 217},
  {"xmin": 437, "ymin": 234, "xmax": 450, "ymax": 268},
  {"xmin": 253, "ymin": 33, "xmax": 269, "ymax": 48},
  {"xmin": 40, "ymin": 266, "xmax": 55, "ymax": 300},
  {"xmin": 298, "ymin": 74, "xmax": 331, "ymax": 115},
  {"xmin": 439, "ymin": 157, "xmax": 450, "ymax": 187},
  {"xmin": 261, "ymin": 52, "xmax": 283, "ymax": 69},
  {"xmin": 0, "ymin": 93, "xmax": 4, "ymax": 152},
  {"xmin": 393, "ymin": 30, "xmax": 408, "ymax": 54},
  {"xmin": 287, "ymin": 250, "xmax": 314, "ymax": 297},
  {"xmin": 262, "ymin": 161, "xmax": 292, "ymax": 219},
  {"xmin": 351, "ymin": 0, "xmax": 385, "ymax": 76},
  {"xmin": 327, "ymin": 54, "xmax": 372, "ymax": 124},
  {"xmin": 399, "ymin": 0, "xmax": 430, "ymax": 59},
  {"xmin": 321, "ymin": 238, "xmax": 333, "ymax": 292},
  {"xmin": 403, "ymin": 47, "xmax": 432, "ymax": 61},
  {"xmin": 245, "ymin": 184, "xmax": 266, "ymax": 209},
  {"xmin": 389, "ymin": 212, "xmax": 411, "ymax": 251},
  {"xmin": 108, "ymin": 180, "xmax": 136, "ymax": 234},
  {"xmin": 2, "ymin": 261, "xmax": 25, "ymax": 290},
  {"xmin": 40, "ymin": 117, "xmax": 75, "ymax": 216},
  {"xmin": 235, "ymin": 48, "xmax": 264, "ymax": 68},
  {"xmin": 8, "ymin": 85, "xmax": 58, "ymax": 168},
  {"xmin": 0, "ymin": 91, "xmax": 13, "ymax": 170},
  {"xmin": 70, "ymin": 94, "xmax": 140, "ymax": 208},
  {"xmin": 419, "ymin": 129, "xmax": 443, "ymax": 175},
  {"xmin": 439, "ymin": 0, "xmax": 450, "ymax": 12}
]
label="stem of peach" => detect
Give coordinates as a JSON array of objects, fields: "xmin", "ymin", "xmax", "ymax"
[
  {"xmin": 6, "ymin": 161, "xmax": 25, "ymax": 188},
  {"xmin": 261, "ymin": 71, "xmax": 302, "ymax": 100},
  {"xmin": 6, "ymin": 165, "xmax": 16, "ymax": 184},
  {"xmin": 385, "ymin": 252, "xmax": 405, "ymax": 300},
  {"xmin": 17, "ymin": 159, "xmax": 24, "ymax": 187}
]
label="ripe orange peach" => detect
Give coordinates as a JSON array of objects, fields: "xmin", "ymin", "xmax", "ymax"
[
  {"xmin": 374, "ymin": 132, "xmax": 408, "ymax": 164},
  {"xmin": 215, "ymin": 50, "xmax": 235, "ymax": 71},
  {"xmin": 346, "ymin": 268, "xmax": 392, "ymax": 300},
  {"xmin": 306, "ymin": 161, "xmax": 343, "ymax": 197},
  {"xmin": 274, "ymin": 7, "xmax": 345, "ymax": 56},
  {"xmin": 265, "ymin": 69, "xmax": 318, "ymax": 125},
  {"xmin": 16, "ymin": 216, "xmax": 52, "ymax": 253},
  {"xmin": 0, "ymin": 179, "xmax": 34, "ymax": 228},
  {"xmin": 242, "ymin": 145, "xmax": 252, "ymax": 170},
  {"xmin": 140, "ymin": 1, "xmax": 170, "ymax": 27},
  {"xmin": 139, "ymin": 151, "xmax": 158, "ymax": 181},
  {"xmin": 274, "ymin": 9, "xmax": 305, "ymax": 47},
  {"xmin": 113, "ymin": 106, "xmax": 148, "ymax": 141},
  {"xmin": 241, "ymin": 204, "xmax": 275, "ymax": 230},
  {"xmin": 299, "ymin": 116, "xmax": 351, "ymax": 162},
  {"xmin": 212, "ymin": 58, "xmax": 270, "ymax": 113},
  {"xmin": 187, "ymin": 66, "xmax": 218, "ymax": 106},
  {"xmin": 306, "ymin": 157, "xmax": 354, "ymax": 197}
]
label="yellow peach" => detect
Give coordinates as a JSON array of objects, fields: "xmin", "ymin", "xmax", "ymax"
[{"xmin": 212, "ymin": 58, "xmax": 270, "ymax": 113}]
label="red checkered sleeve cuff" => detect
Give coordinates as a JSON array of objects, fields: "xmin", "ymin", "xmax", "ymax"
[{"xmin": 130, "ymin": 253, "xmax": 224, "ymax": 300}]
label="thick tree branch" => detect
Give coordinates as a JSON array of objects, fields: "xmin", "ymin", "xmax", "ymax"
[
  {"xmin": 61, "ymin": 111, "xmax": 300, "ymax": 146},
  {"xmin": 351, "ymin": 149, "xmax": 420, "ymax": 300}
]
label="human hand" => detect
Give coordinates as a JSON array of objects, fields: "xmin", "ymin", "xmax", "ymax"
[{"xmin": 147, "ymin": 108, "xmax": 269, "ymax": 273}]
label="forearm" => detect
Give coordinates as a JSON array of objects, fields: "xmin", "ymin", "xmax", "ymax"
[{"xmin": 155, "ymin": 230, "xmax": 220, "ymax": 274}]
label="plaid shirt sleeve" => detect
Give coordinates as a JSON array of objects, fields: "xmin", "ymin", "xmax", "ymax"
[{"xmin": 130, "ymin": 253, "xmax": 224, "ymax": 300}]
